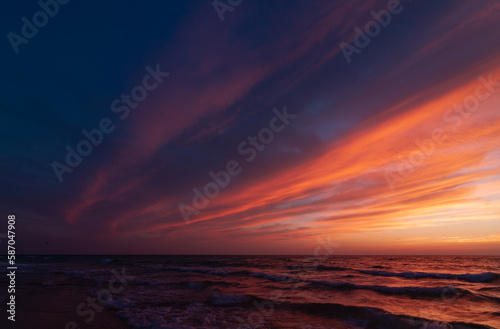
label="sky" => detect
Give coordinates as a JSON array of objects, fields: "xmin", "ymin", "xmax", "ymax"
[{"xmin": 0, "ymin": 0, "xmax": 499, "ymax": 255}]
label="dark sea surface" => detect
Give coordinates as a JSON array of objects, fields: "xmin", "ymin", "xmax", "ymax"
[{"xmin": 1, "ymin": 255, "xmax": 499, "ymax": 329}]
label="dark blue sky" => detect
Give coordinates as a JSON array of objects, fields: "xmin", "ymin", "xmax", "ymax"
[{"xmin": 1, "ymin": 0, "xmax": 500, "ymax": 254}]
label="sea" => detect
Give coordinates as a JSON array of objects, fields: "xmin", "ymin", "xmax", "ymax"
[{"xmin": 0, "ymin": 255, "xmax": 499, "ymax": 329}]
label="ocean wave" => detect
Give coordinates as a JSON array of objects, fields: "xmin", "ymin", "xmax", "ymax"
[
  {"xmin": 285, "ymin": 264, "xmax": 347, "ymax": 271},
  {"xmin": 211, "ymin": 293, "xmax": 250, "ymax": 306},
  {"xmin": 287, "ymin": 301, "xmax": 495, "ymax": 329},
  {"xmin": 307, "ymin": 279, "xmax": 464, "ymax": 297},
  {"xmin": 138, "ymin": 264, "xmax": 250, "ymax": 276},
  {"xmin": 116, "ymin": 302, "xmax": 245, "ymax": 329},
  {"xmin": 181, "ymin": 281, "xmax": 205, "ymax": 290},
  {"xmin": 129, "ymin": 279, "xmax": 163, "ymax": 286},
  {"xmin": 63, "ymin": 270, "xmax": 86, "ymax": 276},
  {"xmin": 359, "ymin": 270, "xmax": 500, "ymax": 283},
  {"xmin": 315, "ymin": 265, "xmax": 348, "ymax": 271},
  {"xmin": 159, "ymin": 266, "xmax": 250, "ymax": 276},
  {"xmin": 117, "ymin": 313, "xmax": 194, "ymax": 329},
  {"xmin": 49, "ymin": 269, "xmax": 110, "ymax": 277},
  {"xmin": 249, "ymin": 272, "xmax": 292, "ymax": 282}
]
